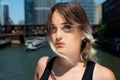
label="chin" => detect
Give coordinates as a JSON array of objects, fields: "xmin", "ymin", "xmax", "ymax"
[{"xmin": 56, "ymin": 48, "xmax": 64, "ymax": 53}]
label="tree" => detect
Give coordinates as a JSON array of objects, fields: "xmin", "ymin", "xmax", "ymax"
[{"xmin": 97, "ymin": 21, "xmax": 107, "ymax": 40}]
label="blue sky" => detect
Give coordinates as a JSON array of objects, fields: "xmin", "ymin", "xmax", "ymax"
[
  {"xmin": 1, "ymin": 0, "xmax": 105, "ymax": 24},
  {"xmin": 1, "ymin": 0, "xmax": 24, "ymax": 24}
]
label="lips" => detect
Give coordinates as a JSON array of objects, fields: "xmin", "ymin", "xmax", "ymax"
[{"xmin": 55, "ymin": 42, "xmax": 64, "ymax": 46}]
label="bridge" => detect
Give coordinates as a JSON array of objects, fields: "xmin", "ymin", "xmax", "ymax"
[{"xmin": 0, "ymin": 24, "xmax": 47, "ymax": 44}]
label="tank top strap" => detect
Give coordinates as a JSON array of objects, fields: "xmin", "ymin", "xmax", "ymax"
[
  {"xmin": 40, "ymin": 56, "xmax": 57, "ymax": 80},
  {"xmin": 82, "ymin": 61, "xmax": 95, "ymax": 80}
]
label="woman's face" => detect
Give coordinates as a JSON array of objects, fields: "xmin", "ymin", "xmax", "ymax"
[{"xmin": 50, "ymin": 10, "xmax": 83, "ymax": 56}]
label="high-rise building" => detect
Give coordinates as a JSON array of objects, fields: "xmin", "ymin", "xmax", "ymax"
[
  {"xmin": 0, "ymin": 0, "xmax": 1, "ymax": 25},
  {"xmin": 25, "ymin": 0, "xmax": 35, "ymax": 24},
  {"xmin": 69, "ymin": 0, "xmax": 94, "ymax": 25},
  {"xmin": 79, "ymin": 0, "xmax": 94, "ymax": 25},
  {"xmin": 0, "ymin": 3, "xmax": 10, "ymax": 25},
  {"xmin": 58, "ymin": 0, "xmax": 95, "ymax": 25},
  {"xmin": 94, "ymin": 3, "xmax": 102, "ymax": 25},
  {"xmin": 34, "ymin": 0, "xmax": 56, "ymax": 24},
  {"xmin": 25, "ymin": 0, "xmax": 94, "ymax": 25},
  {"xmin": 25, "ymin": 0, "xmax": 56, "ymax": 25},
  {"xmin": 102, "ymin": 0, "xmax": 120, "ymax": 37}
]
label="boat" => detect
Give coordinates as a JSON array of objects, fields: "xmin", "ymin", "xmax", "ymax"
[{"xmin": 25, "ymin": 37, "xmax": 46, "ymax": 50}]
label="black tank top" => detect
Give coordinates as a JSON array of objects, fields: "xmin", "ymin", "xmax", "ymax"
[{"xmin": 40, "ymin": 56, "xmax": 95, "ymax": 80}]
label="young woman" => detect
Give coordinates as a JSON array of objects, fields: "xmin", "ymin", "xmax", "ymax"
[{"xmin": 34, "ymin": 2, "xmax": 116, "ymax": 80}]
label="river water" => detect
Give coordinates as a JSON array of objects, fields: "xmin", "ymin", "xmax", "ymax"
[{"xmin": 0, "ymin": 42, "xmax": 120, "ymax": 80}]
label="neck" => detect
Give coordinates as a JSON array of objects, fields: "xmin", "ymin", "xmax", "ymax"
[
  {"xmin": 52, "ymin": 56, "xmax": 87, "ymax": 76},
  {"xmin": 56, "ymin": 55, "xmax": 85, "ymax": 67},
  {"xmin": 52, "ymin": 57, "xmax": 73, "ymax": 76}
]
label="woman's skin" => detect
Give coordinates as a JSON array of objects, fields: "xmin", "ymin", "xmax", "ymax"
[
  {"xmin": 51, "ymin": 10, "xmax": 83, "ymax": 63},
  {"xmin": 34, "ymin": 9, "xmax": 116, "ymax": 80}
]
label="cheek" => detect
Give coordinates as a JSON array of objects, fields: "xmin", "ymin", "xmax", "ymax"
[
  {"xmin": 73, "ymin": 37, "xmax": 82, "ymax": 45},
  {"xmin": 67, "ymin": 33, "xmax": 82, "ymax": 46},
  {"xmin": 50, "ymin": 35, "xmax": 56, "ymax": 42},
  {"xmin": 70, "ymin": 33, "xmax": 82, "ymax": 41}
]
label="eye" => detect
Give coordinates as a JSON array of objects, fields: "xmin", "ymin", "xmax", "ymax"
[
  {"xmin": 62, "ymin": 25, "xmax": 73, "ymax": 32},
  {"xmin": 63, "ymin": 25, "xmax": 72, "ymax": 29}
]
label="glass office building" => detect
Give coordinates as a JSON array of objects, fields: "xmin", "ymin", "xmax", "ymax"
[
  {"xmin": 25, "ymin": 0, "xmax": 55, "ymax": 25},
  {"xmin": 78, "ymin": 0, "xmax": 94, "ymax": 25},
  {"xmin": 62, "ymin": 0, "xmax": 94, "ymax": 25},
  {"xmin": 25, "ymin": 0, "xmax": 35, "ymax": 24},
  {"xmin": 0, "ymin": 3, "xmax": 10, "ymax": 25},
  {"xmin": 34, "ymin": 0, "xmax": 55, "ymax": 24},
  {"xmin": 25, "ymin": 0, "xmax": 94, "ymax": 25}
]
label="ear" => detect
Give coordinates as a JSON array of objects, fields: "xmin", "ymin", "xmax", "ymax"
[{"xmin": 81, "ymin": 36, "xmax": 85, "ymax": 40}]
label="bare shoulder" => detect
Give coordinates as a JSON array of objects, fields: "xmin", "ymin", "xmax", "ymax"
[
  {"xmin": 94, "ymin": 63, "xmax": 116, "ymax": 80},
  {"xmin": 34, "ymin": 56, "xmax": 50, "ymax": 80},
  {"xmin": 37, "ymin": 56, "xmax": 50, "ymax": 68}
]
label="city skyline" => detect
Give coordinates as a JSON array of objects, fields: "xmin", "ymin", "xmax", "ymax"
[{"xmin": 1, "ymin": 0, "xmax": 105, "ymax": 24}]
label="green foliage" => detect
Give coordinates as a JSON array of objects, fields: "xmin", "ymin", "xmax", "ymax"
[{"xmin": 97, "ymin": 21, "xmax": 107, "ymax": 40}]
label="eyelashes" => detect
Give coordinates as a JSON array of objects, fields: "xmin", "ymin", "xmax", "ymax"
[
  {"xmin": 51, "ymin": 25, "xmax": 73, "ymax": 33},
  {"xmin": 62, "ymin": 25, "xmax": 72, "ymax": 32},
  {"xmin": 63, "ymin": 25, "xmax": 72, "ymax": 29}
]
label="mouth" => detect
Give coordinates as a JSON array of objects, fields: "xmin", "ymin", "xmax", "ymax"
[{"xmin": 55, "ymin": 42, "xmax": 64, "ymax": 47}]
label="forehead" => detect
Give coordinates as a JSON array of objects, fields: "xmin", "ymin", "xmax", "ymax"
[
  {"xmin": 50, "ymin": 10, "xmax": 82, "ymax": 31},
  {"xmin": 51, "ymin": 10, "xmax": 66, "ymax": 25}
]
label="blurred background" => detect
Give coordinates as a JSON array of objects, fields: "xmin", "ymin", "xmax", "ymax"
[{"xmin": 0, "ymin": 0, "xmax": 120, "ymax": 80}]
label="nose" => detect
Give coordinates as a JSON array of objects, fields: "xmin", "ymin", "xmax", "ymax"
[{"xmin": 56, "ymin": 29, "xmax": 62, "ymax": 41}]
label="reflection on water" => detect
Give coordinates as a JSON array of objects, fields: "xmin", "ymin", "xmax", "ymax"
[
  {"xmin": 0, "ymin": 44, "xmax": 54, "ymax": 80},
  {"xmin": 0, "ymin": 44, "xmax": 120, "ymax": 80}
]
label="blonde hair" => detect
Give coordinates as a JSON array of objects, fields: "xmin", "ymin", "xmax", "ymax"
[{"xmin": 46, "ymin": 2, "xmax": 97, "ymax": 63}]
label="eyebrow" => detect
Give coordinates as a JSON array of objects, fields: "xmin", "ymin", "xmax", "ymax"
[
  {"xmin": 62, "ymin": 22, "xmax": 71, "ymax": 25},
  {"xmin": 51, "ymin": 22, "xmax": 71, "ymax": 27}
]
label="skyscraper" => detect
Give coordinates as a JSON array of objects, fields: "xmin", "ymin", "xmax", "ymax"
[
  {"xmin": 0, "ymin": 1, "xmax": 1, "ymax": 25},
  {"xmin": 78, "ymin": 0, "xmax": 94, "ymax": 25},
  {"xmin": 62, "ymin": 0, "xmax": 95, "ymax": 25},
  {"xmin": 25, "ymin": 0, "xmax": 56, "ymax": 25},
  {"xmin": 0, "ymin": 3, "xmax": 10, "ymax": 25},
  {"xmin": 25, "ymin": 0, "xmax": 94, "ymax": 25},
  {"xmin": 25, "ymin": 0, "xmax": 35, "ymax": 24},
  {"xmin": 34, "ymin": 0, "xmax": 56, "ymax": 24},
  {"xmin": 94, "ymin": 3, "xmax": 102, "ymax": 25}
]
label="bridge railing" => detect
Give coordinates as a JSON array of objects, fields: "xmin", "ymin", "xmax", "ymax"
[{"xmin": 0, "ymin": 24, "xmax": 47, "ymax": 36}]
